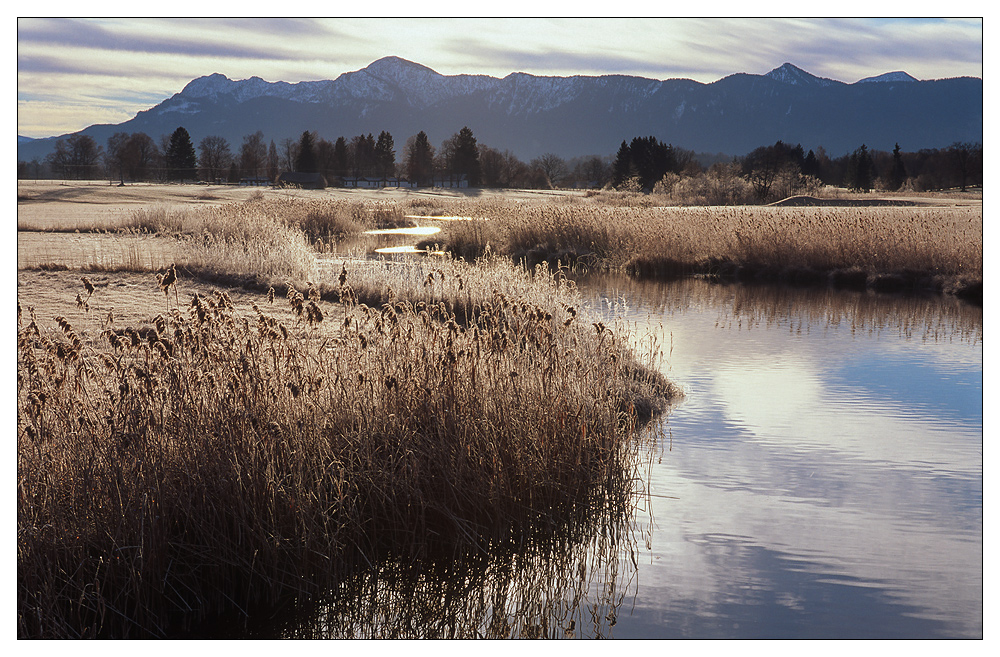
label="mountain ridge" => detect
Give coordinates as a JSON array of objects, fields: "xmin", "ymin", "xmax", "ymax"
[{"xmin": 17, "ymin": 57, "xmax": 983, "ymax": 164}]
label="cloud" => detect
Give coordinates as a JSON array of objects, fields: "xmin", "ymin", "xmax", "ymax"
[
  {"xmin": 441, "ymin": 40, "xmax": 667, "ymax": 79},
  {"xmin": 18, "ymin": 17, "xmax": 305, "ymax": 61},
  {"xmin": 15, "ymin": 17, "xmax": 983, "ymax": 138}
]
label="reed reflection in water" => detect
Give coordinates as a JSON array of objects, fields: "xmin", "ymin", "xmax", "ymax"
[
  {"xmin": 579, "ymin": 276, "xmax": 982, "ymax": 639},
  {"xmin": 239, "ymin": 452, "xmax": 656, "ymax": 639}
]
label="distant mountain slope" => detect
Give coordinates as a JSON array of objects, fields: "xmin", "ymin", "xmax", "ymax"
[{"xmin": 17, "ymin": 57, "xmax": 983, "ymax": 164}]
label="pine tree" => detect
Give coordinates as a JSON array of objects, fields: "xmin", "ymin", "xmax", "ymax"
[
  {"xmin": 405, "ymin": 131, "xmax": 435, "ymax": 186},
  {"xmin": 888, "ymin": 143, "xmax": 907, "ymax": 191},
  {"xmin": 333, "ymin": 137, "xmax": 348, "ymax": 178},
  {"xmin": 295, "ymin": 131, "xmax": 317, "ymax": 173},
  {"xmin": 374, "ymin": 131, "xmax": 395, "ymax": 179},
  {"xmin": 452, "ymin": 127, "xmax": 481, "ymax": 186},
  {"xmin": 845, "ymin": 144, "xmax": 874, "ymax": 192},
  {"xmin": 165, "ymin": 127, "xmax": 197, "ymax": 181},
  {"xmin": 611, "ymin": 140, "xmax": 632, "ymax": 187},
  {"xmin": 802, "ymin": 149, "xmax": 820, "ymax": 178}
]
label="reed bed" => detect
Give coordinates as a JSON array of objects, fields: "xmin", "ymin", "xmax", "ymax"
[
  {"xmin": 133, "ymin": 194, "xmax": 980, "ymax": 303},
  {"xmin": 412, "ymin": 200, "xmax": 982, "ymax": 302},
  {"xmin": 17, "ymin": 255, "xmax": 676, "ymax": 638}
]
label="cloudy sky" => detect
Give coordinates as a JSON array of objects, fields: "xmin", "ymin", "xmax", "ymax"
[{"xmin": 17, "ymin": 16, "xmax": 984, "ymax": 139}]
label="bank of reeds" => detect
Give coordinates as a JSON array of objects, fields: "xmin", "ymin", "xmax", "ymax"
[
  {"xmin": 23, "ymin": 192, "xmax": 980, "ymax": 303},
  {"xmin": 413, "ymin": 200, "xmax": 982, "ymax": 303},
  {"xmin": 17, "ymin": 256, "xmax": 676, "ymax": 638}
]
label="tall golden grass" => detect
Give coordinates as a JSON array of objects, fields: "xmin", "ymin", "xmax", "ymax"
[
  {"xmin": 414, "ymin": 200, "xmax": 982, "ymax": 302},
  {"xmin": 36, "ymin": 193, "xmax": 980, "ymax": 302},
  {"xmin": 17, "ymin": 250, "xmax": 675, "ymax": 638}
]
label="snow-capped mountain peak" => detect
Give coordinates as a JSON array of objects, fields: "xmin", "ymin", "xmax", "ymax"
[
  {"xmin": 362, "ymin": 56, "xmax": 441, "ymax": 80},
  {"xmin": 337, "ymin": 56, "xmax": 498, "ymax": 109},
  {"xmin": 765, "ymin": 63, "xmax": 840, "ymax": 87},
  {"xmin": 857, "ymin": 71, "xmax": 918, "ymax": 84},
  {"xmin": 180, "ymin": 73, "xmax": 238, "ymax": 98}
]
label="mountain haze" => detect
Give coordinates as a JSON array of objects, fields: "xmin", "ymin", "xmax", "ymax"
[{"xmin": 17, "ymin": 56, "xmax": 983, "ymax": 164}]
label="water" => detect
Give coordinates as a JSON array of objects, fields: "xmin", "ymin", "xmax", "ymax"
[
  {"xmin": 581, "ymin": 277, "xmax": 982, "ymax": 639},
  {"xmin": 243, "ymin": 273, "xmax": 981, "ymax": 639}
]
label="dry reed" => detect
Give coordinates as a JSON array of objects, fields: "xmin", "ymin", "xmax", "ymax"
[
  {"xmin": 17, "ymin": 254, "xmax": 676, "ymax": 638},
  {"xmin": 413, "ymin": 199, "xmax": 982, "ymax": 302}
]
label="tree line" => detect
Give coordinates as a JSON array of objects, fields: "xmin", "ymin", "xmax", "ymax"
[
  {"xmin": 18, "ymin": 125, "xmax": 616, "ymax": 190},
  {"xmin": 18, "ymin": 126, "xmax": 981, "ymax": 198},
  {"xmin": 609, "ymin": 136, "xmax": 982, "ymax": 201},
  {"xmin": 732, "ymin": 139, "xmax": 982, "ymax": 199}
]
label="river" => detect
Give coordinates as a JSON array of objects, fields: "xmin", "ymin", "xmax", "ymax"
[
  {"xmin": 254, "ymin": 273, "xmax": 981, "ymax": 639},
  {"xmin": 581, "ymin": 276, "xmax": 982, "ymax": 639}
]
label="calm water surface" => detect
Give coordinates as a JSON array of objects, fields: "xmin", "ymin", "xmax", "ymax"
[
  {"xmin": 580, "ymin": 277, "xmax": 982, "ymax": 639},
  {"xmin": 248, "ymin": 271, "xmax": 981, "ymax": 639}
]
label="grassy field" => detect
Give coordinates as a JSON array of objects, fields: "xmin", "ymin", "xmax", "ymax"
[{"xmin": 17, "ymin": 181, "xmax": 677, "ymax": 638}]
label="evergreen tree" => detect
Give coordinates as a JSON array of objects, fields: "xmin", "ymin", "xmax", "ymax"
[
  {"xmin": 802, "ymin": 149, "xmax": 820, "ymax": 178},
  {"xmin": 452, "ymin": 126, "xmax": 481, "ymax": 186},
  {"xmin": 611, "ymin": 140, "xmax": 632, "ymax": 187},
  {"xmin": 165, "ymin": 127, "xmax": 197, "ymax": 181},
  {"xmin": 316, "ymin": 138, "xmax": 335, "ymax": 179},
  {"xmin": 629, "ymin": 136, "xmax": 677, "ymax": 190},
  {"xmin": 611, "ymin": 136, "xmax": 679, "ymax": 190},
  {"xmin": 845, "ymin": 144, "xmax": 874, "ymax": 192},
  {"xmin": 295, "ymin": 130, "xmax": 318, "ymax": 173},
  {"xmin": 887, "ymin": 143, "xmax": 907, "ymax": 191},
  {"xmin": 374, "ymin": 131, "xmax": 396, "ymax": 179},
  {"xmin": 332, "ymin": 137, "xmax": 349, "ymax": 178},
  {"xmin": 405, "ymin": 131, "xmax": 435, "ymax": 186},
  {"xmin": 349, "ymin": 134, "xmax": 376, "ymax": 177}
]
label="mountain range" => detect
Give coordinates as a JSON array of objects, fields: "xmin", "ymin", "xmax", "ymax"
[{"xmin": 17, "ymin": 56, "xmax": 983, "ymax": 164}]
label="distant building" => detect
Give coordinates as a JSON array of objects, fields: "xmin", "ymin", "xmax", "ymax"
[
  {"xmin": 383, "ymin": 177, "xmax": 419, "ymax": 189},
  {"xmin": 432, "ymin": 174, "xmax": 469, "ymax": 188},
  {"xmin": 239, "ymin": 176, "xmax": 271, "ymax": 187},
  {"xmin": 339, "ymin": 176, "xmax": 419, "ymax": 189},
  {"xmin": 276, "ymin": 171, "xmax": 327, "ymax": 189}
]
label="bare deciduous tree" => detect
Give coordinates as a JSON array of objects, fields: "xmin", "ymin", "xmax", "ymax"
[{"xmin": 197, "ymin": 135, "xmax": 232, "ymax": 183}]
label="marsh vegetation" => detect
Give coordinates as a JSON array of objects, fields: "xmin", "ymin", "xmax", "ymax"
[
  {"xmin": 17, "ymin": 181, "xmax": 980, "ymax": 637},
  {"xmin": 17, "ymin": 184, "xmax": 677, "ymax": 638}
]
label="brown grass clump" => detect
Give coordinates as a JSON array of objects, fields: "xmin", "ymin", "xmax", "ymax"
[{"xmin": 17, "ymin": 257, "xmax": 676, "ymax": 638}]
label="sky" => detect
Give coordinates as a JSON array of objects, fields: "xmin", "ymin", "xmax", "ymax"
[{"xmin": 16, "ymin": 15, "xmax": 984, "ymax": 139}]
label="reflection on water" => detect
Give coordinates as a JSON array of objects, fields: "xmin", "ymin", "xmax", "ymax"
[
  {"xmin": 364, "ymin": 226, "xmax": 442, "ymax": 236},
  {"xmin": 264, "ymin": 531, "xmax": 633, "ymax": 639},
  {"xmin": 403, "ymin": 215, "xmax": 476, "ymax": 221},
  {"xmin": 235, "ymin": 453, "xmax": 652, "ymax": 639},
  {"xmin": 221, "ymin": 274, "xmax": 980, "ymax": 639},
  {"xmin": 579, "ymin": 277, "xmax": 982, "ymax": 639},
  {"xmin": 373, "ymin": 245, "xmax": 446, "ymax": 255}
]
